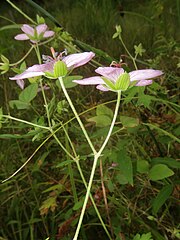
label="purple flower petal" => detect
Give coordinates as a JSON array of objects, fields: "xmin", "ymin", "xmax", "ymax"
[
  {"xmin": 36, "ymin": 24, "xmax": 47, "ymax": 35},
  {"xmin": 21, "ymin": 24, "xmax": 34, "ymax": 36},
  {"xmin": 63, "ymin": 52, "xmax": 95, "ymax": 69},
  {"xmin": 27, "ymin": 62, "xmax": 54, "ymax": 73},
  {"xmin": 135, "ymin": 80, "xmax": 153, "ymax": 86},
  {"xmin": 10, "ymin": 71, "xmax": 44, "ymax": 80},
  {"xmin": 43, "ymin": 31, "xmax": 55, "ymax": 38},
  {"xmin": 14, "ymin": 34, "xmax": 30, "ymax": 40},
  {"xmin": 95, "ymin": 67, "xmax": 124, "ymax": 82},
  {"xmin": 96, "ymin": 84, "xmax": 109, "ymax": 91},
  {"xmin": 10, "ymin": 51, "xmax": 94, "ymax": 81},
  {"xmin": 73, "ymin": 76, "xmax": 104, "ymax": 85},
  {"xmin": 16, "ymin": 79, "xmax": 25, "ymax": 89},
  {"xmin": 129, "ymin": 69, "xmax": 163, "ymax": 81}
]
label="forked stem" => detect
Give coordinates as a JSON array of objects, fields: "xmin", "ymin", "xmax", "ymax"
[{"xmin": 73, "ymin": 91, "xmax": 121, "ymax": 240}]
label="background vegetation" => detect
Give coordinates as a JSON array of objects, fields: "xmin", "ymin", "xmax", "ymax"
[{"xmin": 0, "ymin": 0, "xmax": 179, "ymax": 240}]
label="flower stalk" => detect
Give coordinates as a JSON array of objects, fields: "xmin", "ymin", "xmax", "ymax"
[
  {"xmin": 58, "ymin": 77, "xmax": 97, "ymax": 155},
  {"xmin": 73, "ymin": 91, "xmax": 121, "ymax": 240}
]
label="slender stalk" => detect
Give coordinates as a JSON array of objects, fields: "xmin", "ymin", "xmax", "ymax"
[
  {"xmin": 75, "ymin": 160, "xmax": 112, "ymax": 240},
  {"xmin": 55, "ymin": 123, "xmax": 112, "ymax": 239},
  {"xmin": 100, "ymin": 158, "xmax": 114, "ymax": 238},
  {"xmin": 39, "ymin": 79, "xmax": 52, "ymax": 128},
  {"xmin": 9, "ymin": 45, "xmax": 34, "ymax": 66},
  {"xmin": 6, "ymin": 0, "xmax": 37, "ymax": 24},
  {"xmin": 143, "ymin": 123, "xmax": 180, "ymax": 143},
  {"xmin": 2, "ymin": 133, "xmax": 51, "ymax": 183},
  {"xmin": 65, "ymin": 124, "xmax": 78, "ymax": 203},
  {"xmin": 119, "ymin": 36, "xmax": 138, "ymax": 70},
  {"xmin": 2, "ymin": 115, "xmax": 50, "ymax": 130},
  {"xmin": 73, "ymin": 91, "xmax": 121, "ymax": 240},
  {"xmin": 58, "ymin": 77, "xmax": 97, "ymax": 155},
  {"xmin": 57, "ymin": 82, "xmax": 112, "ymax": 238},
  {"xmin": 34, "ymin": 45, "xmax": 52, "ymax": 129}
]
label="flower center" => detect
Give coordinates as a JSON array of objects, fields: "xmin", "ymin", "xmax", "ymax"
[{"xmin": 42, "ymin": 47, "xmax": 67, "ymax": 63}]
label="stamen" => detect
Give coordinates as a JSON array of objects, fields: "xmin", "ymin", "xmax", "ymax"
[
  {"xmin": 57, "ymin": 49, "xmax": 68, "ymax": 60},
  {"xmin": 42, "ymin": 54, "xmax": 53, "ymax": 63},
  {"xmin": 110, "ymin": 61, "xmax": 118, "ymax": 67},
  {"xmin": 50, "ymin": 47, "xmax": 56, "ymax": 59}
]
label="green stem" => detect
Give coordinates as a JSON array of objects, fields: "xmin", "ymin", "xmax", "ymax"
[
  {"xmin": 34, "ymin": 44, "xmax": 41, "ymax": 64},
  {"xmin": 6, "ymin": 0, "xmax": 36, "ymax": 24},
  {"xmin": 39, "ymin": 79, "xmax": 52, "ymax": 128},
  {"xmin": 34, "ymin": 45, "xmax": 52, "ymax": 129},
  {"xmin": 2, "ymin": 115, "xmax": 50, "ymax": 130},
  {"xmin": 143, "ymin": 123, "xmax": 180, "ymax": 143},
  {"xmin": 51, "ymin": 130, "xmax": 75, "ymax": 160},
  {"xmin": 119, "ymin": 36, "xmax": 138, "ymax": 70},
  {"xmin": 9, "ymin": 45, "xmax": 34, "ymax": 66},
  {"xmin": 60, "ymin": 122, "xmax": 112, "ymax": 239},
  {"xmin": 65, "ymin": 124, "xmax": 78, "ymax": 202},
  {"xmin": 2, "ymin": 132, "xmax": 51, "ymax": 183},
  {"xmin": 73, "ymin": 91, "xmax": 121, "ymax": 240},
  {"xmin": 75, "ymin": 160, "xmax": 112, "ymax": 240},
  {"xmin": 58, "ymin": 77, "xmax": 97, "ymax": 155}
]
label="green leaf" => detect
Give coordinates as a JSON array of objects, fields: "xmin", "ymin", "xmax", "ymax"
[
  {"xmin": 19, "ymin": 83, "xmax": 38, "ymax": 103},
  {"xmin": 1, "ymin": 54, "xmax": 9, "ymax": 63},
  {"xmin": 36, "ymin": 14, "xmax": 45, "ymax": 24},
  {"xmin": 57, "ymin": 100, "xmax": 68, "ymax": 114},
  {"xmin": 134, "ymin": 43, "xmax": 146, "ymax": 57},
  {"xmin": 137, "ymin": 93, "xmax": 154, "ymax": 108},
  {"xmin": 120, "ymin": 115, "xmax": 139, "ymax": 128},
  {"xmin": 73, "ymin": 199, "xmax": 84, "ymax": 211},
  {"xmin": 151, "ymin": 157, "xmax": 180, "ymax": 169},
  {"xmin": 56, "ymin": 75, "xmax": 82, "ymax": 89},
  {"xmin": 115, "ymin": 73, "xmax": 130, "ymax": 91},
  {"xmin": 63, "ymin": 75, "xmax": 81, "ymax": 88},
  {"xmin": 115, "ymin": 173, "xmax": 128, "ymax": 185},
  {"xmin": 39, "ymin": 196, "xmax": 57, "ymax": 215},
  {"xmin": 152, "ymin": 184, "xmax": 173, "ymax": 215},
  {"xmin": 133, "ymin": 232, "xmax": 153, "ymax": 240},
  {"xmin": 137, "ymin": 160, "xmax": 149, "ymax": 173},
  {"xmin": 28, "ymin": 76, "xmax": 40, "ymax": 84},
  {"xmin": 124, "ymin": 86, "xmax": 139, "ymax": 104},
  {"xmin": 115, "ymin": 25, "xmax": 122, "ymax": 34},
  {"xmin": 55, "ymin": 160, "xmax": 74, "ymax": 168},
  {"xmin": 112, "ymin": 32, "xmax": 119, "ymax": 39},
  {"xmin": 149, "ymin": 164, "xmax": 174, "ymax": 181},
  {"xmin": 96, "ymin": 104, "xmax": 113, "ymax": 118},
  {"xmin": 107, "ymin": 179, "xmax": 114, "ymax": 192},
  {"xmin": 9, "ymin": 100, "xmax": 30, "ymax": 110},
  {"xmin": 42, "ymin": 184, "xmax": 64, "ymax": 193},
  {"xmin": 53, "ymin": 61, "xmax": 68, "ymax": 78},
  {"xmin": 117, "ymin": 150, "xmax": 133, "ymax": 185},
  {"xmin": 88, "ymin": 115, "xmax": 111, "ymax": 127}
]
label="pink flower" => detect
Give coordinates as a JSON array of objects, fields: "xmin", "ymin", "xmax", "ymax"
[
  {"xmin": 9, "ymin": 50, "xmax": 95, "ymax": 81},
  {"xmin": 16, "ymin": 79, "xmax": 25, "ymax": 89},
  {"xmin": 73, "ymin": 67, "xmax": 163, "ymax": 91},
  {"xmin": 14, "ymin": 24, "xmax": 54, "ymax": 43}
]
